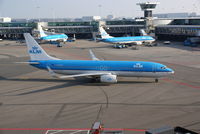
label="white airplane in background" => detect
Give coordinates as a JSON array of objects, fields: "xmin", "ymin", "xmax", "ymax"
[{"xmin": 23, "ymin": 33, "xmax": 174, "ymax": 83}]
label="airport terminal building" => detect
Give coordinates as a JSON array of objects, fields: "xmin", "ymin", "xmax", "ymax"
[
  {"xmin": 155, "ymin": 18, "xmax": 200, "ymax": 40},
  {"xmin": 0, "ymin": 1, "xmax": 200, "ymax": 42},
  {"xmin": 1, "ymin": 18, "xmax": 200, "ymax": 41}
]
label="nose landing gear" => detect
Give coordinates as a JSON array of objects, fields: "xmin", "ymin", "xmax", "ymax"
[{"xmin": 155, "ymin": 78, "xmax": 159, "ymax": 83}]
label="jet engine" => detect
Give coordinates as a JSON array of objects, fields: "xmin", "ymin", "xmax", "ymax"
[
  {"xmin": 135, "ymin": 42, "xmax": 143, "ymax": 45},
  {"xmin": 100, "ymin": 74, "xmax": 117, "ymax": 83}
]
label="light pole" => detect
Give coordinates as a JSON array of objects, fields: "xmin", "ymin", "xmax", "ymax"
[
  {"xmin": 36, "ymin": 6, "xmax": 40, "ymax": 22},
  {"xmin": 98, "ymin": 4, "xmax": 102, "ymax": 17}
]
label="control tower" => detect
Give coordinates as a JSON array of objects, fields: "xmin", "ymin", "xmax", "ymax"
[{"xmin": 137, "ymin": 2, "xmax": 159, "ymax": 33}]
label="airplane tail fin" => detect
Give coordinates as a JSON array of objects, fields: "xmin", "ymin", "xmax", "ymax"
[
  {"xmin": 99, "ymin": 27, "xmax": 113, "ymax": 39},
  {"xmin": 38, "ymin": 25, "xmax": 47, "ymax": 37},
  {"xmin": 24, "ymin": 33, "xmax": 60, "ymax": 61},
  {"xmin": 140, "ymin": 29, "xmax": 147, "ymax": 36}
]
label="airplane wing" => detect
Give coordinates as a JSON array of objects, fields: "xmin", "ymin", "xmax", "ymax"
[
  {"xmin": 89, "ymin": 49, "xmax": 100, "ymax": 61},
  {"xmin": 47, "ymin": 66, "xmax": 109, "ymax": 79}
]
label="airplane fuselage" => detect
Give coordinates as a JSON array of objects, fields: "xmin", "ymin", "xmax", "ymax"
[
  {"xmin": 31, "ymin": 60, "xmax": 174, "ymax": 78},
  {"xmin": 40, "ymin": 34, "xmax": 68, "ymax": 42},
  {"xmin": 101, "ymin": 36, "xmax": 155, "ymax": 44}
]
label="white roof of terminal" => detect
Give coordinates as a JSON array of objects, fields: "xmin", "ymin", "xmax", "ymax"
[
  {"xmin": 137, "ymin": 2, "xmax": 160, "ymax": 5},
  {"xmin": 156, "ymin": 25, "xmax": 200, "ymax": 28},
  {"xmin": 0, "ymin": 27, "xmax": 32, "ymax": 29},
  {"xmin": 155, "ymin": 17, "xmax": 200, "ymax": 20},
  {"xmin": 107, "ymin": 25, "xmax": 143, "ymax": 27},
  {"xmin": 46, "ymin": 26, "xmax": 92, "ymax": 28}
]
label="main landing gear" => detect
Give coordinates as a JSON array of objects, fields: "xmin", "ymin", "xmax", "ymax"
[
  {"xmin": 91, "ymin": 77, "xmax": 100, "ymax": 83},
  {"xmin": 155, "ymin": 78, "xmax": 159, "ymax": 83}
]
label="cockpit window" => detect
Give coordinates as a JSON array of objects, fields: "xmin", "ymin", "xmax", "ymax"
[{"xmin": 161, "ymin": 66, "xmax": 167, "ymax": 69}]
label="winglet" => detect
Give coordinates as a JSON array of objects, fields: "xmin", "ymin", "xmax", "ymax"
[{"xmin": 89, "ymin": 50, "xmax": 100, "ymax": 61}]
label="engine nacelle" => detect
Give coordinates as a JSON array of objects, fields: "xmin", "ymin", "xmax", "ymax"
[
  {"xmin": 136, "ymin": 42, "xmax": 143, "ymax": 45},
  {"xmin": 100, "ymin": 74, "xmax": 117, "ymax": 83}
]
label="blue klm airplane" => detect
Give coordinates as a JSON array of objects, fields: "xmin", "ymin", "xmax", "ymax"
[
  {"xmin": 99, "ymin": 27, "xmax": 155, "ymax": 45},
  {"xmin": 38, "ymin": 25, "xmax": 68, "ymax": 42},
  {"xmin": 24, "ymin": 33, "xmax": 174, "ymax": 83}
]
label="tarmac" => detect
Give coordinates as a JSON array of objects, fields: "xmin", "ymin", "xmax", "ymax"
[{"xmin": 0, "ymin": 40, "xmax": 200, "ymax": 134}]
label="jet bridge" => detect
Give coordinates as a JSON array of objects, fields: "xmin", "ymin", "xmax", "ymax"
[{"xmin": 0, "ymin": 27, "xmax": 32, "ymax": 39}]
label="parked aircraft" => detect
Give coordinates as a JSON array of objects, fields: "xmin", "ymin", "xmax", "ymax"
[
  {"xmin": 38, "ymin": 25, "xmax": 68, "ymax": 42},
  {"xmin": 24, "ymin": 33, "xmax": 174, "ymax": 83},
  {"xmin": 98, "ymin": 26, "xmax": 155, "ymax": 45}
]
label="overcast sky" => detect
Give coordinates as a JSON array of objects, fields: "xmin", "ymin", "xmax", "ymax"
[{"xmin": 0, "ymin": 0, "xmax": 200, "ymax": 18}]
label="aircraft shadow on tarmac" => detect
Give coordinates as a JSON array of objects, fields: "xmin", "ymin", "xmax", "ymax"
[
  {"xmin": 159, "ymin": 43, "xmax": 200, "ymax": 52},
  {"xmin": 0, "ymin": 76, "xmax": 154, "ymax": 96},
  {"xmin": 17, "ymin": 82, "xmax": 83, "ymax": 96},
  {"xmin": 80, "ymin": 45, "xmax": 112, "ymax": 49},
  {"xmin": 0, "ymin": 76, "xmax": 88, "ymax": 96}
]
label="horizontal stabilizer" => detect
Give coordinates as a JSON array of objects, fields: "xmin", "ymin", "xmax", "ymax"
[{"xmin": 14, "ymin": 62, "xmax": 40, "ymax": 64}]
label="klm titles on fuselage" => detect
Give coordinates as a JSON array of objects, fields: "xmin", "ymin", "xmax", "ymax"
[
  {"xmin": 29, "ymin": 46, "xmax": 42, "ymax": 54},
  {"xmin": 134, "ymin": 63, "xmax": 143, "ymax": 68}
]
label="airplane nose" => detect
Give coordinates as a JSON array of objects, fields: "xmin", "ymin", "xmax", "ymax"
[{"xmin": 168, "ymin": 68, "xmax": 175, "ymax": 74}]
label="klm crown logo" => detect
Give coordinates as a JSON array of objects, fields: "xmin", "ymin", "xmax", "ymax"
[{"xmin": 29, "ymin": 46, "xmax": 42, "ymax": 54}]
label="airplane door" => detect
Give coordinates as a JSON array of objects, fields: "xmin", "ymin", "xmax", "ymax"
[{"xmin": 152, "ymin": 64, "xmax": 156, "ymax": 73}]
